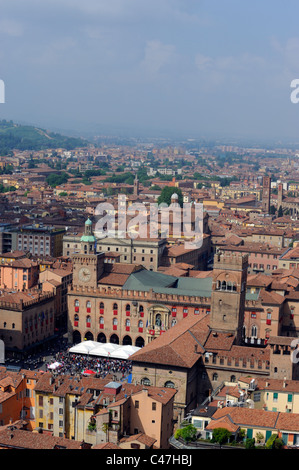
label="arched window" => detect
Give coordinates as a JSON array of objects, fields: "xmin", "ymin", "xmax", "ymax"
[
  {"xmin": 251, "ymin": 325, "xmax": 257, "ymax": 338},
  {"xmin": 139, "ymin": 305, "xmax": 144, "ymax": 317},
  {"xmin": 74, "ymin": 314, "xmax": 79, "ymax": 326},
  {"xmin": 125, "ymin": 318, "xmax": 130, "ymax": 327},
  {"xmin": 155, "ymin": 314, "xmax": 162, "ymax": 327},
  {"xmin": 75, "ymin": 299, "xmax": 79, "ymax": 308},
  {"xmin": 86, "ymin": 300, "xmax": 91, "ymax": 312},
  {"xmin": 221, "ymin": 280, "xmax": 226, "ymax": 290},
  {"xmin": 86, "ymin": 315, "xmax": 91, "ymax": 327},
  {"xmin": 99, "ymin": 302, "xmax": 104, "ymax": 314},
  {"xmin": 164, "ymin": 381, "xmax": 175, "ymax": 388},
  {"xmin": 113, "ymin": 318, "xmax": 118, "ymax": 325},
  {"xmin": 216, "ymin": 280, "xmax": 221, "ymax": 290},
  {"xmin": 171, "ymin": 319, "xmax": 177, "ymax": 327},
  {"xmin": 113, "ymin": 303, "xmax": 118, "ymax": 315},
  {"xmin": 212, "ymin": 373, "xmax": 218, "ymax": 381},
  {"xmin": 126, "ymin": 304, "xmax": 131, "ymax": 316},
  {"xmin": 232, "ymin": 283, "xmax": 237, "ymax": 291},
  {"xmin": 138, "ymin": 320, "xmax": 143, "ymax": 329},
  {"xmin": 99, "ymin": 316, "xmax": 104, "ymax": 329},
  {"xmin": 227, "ymin": 281, "xmax": 232, "ymax": 291},
  {"xmin": 141, "ymin": 377, "xmax": 151, "ymax": 386},
  {"xmin": 230, "ymin": 375, "xmax": 236, "ymax": 383}
]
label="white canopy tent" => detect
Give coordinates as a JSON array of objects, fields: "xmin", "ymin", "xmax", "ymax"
[
  {"xmin": 68, "ymin": 341, "xmax": 140, "ymax": 360},
  {"xmin": 68, "ymin": 340, "xmax": 99, "ymax": 355}
]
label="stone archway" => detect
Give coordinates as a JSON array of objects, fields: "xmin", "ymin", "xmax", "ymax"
[
  {"xmin": 110, "ymin": 334, "xmax": 119, "ymax": 344},
  {"xmin": 97, "ymin": 333, "xmax": 106, "ymax": 343},
  {"xmin": 73, "ymin": 330, "xmax": 81, "ymax": 344},
  {"xmin": 84, "ymin": 331, "xmax": 93, "ymax": 341},
  {"xmin": 135, "ymin": 336, "xmax": 144, "ymax": 348},
  {"xmin": 122, "ymin": 335, "xmax": 132, "ymax": 346}
]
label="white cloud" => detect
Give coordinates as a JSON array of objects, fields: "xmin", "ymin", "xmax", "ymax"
[
  {"xmin": 140, "ymin": 40, "xmax": 177, "ymax": 77},
  {"xmin": 0, "ymin": 19, "xmax": 23, "ymax": 37}
]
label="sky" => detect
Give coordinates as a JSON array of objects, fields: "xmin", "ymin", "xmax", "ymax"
[{"xmin": 1, "ymin": 0, "xmax": 299, "ymax": 143}]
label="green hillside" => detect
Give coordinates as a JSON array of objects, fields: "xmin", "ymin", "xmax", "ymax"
[{"xmin": 0, "ymin": 120, "xmax": 88, "ymax": 155}]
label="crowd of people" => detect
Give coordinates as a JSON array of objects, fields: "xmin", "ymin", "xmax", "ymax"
[{"xmin": 47, "ymin": 350, "xmax": 132, "ymax": 380}]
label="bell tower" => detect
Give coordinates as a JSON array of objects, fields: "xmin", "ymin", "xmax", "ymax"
[
  {"xmin": 210, "ymin": 251, "xmax": 248, "ymax": 345},
  {"xmin": 72, "ymin": 218, "xmax": 104, "ymax": 288},
  {"xmin": 262, "ymin": 176, "xmax": 271, "ymax": 213},
  {"xmin": 134, "ymin": 173, "xmax": 139, "ymax": 196}
]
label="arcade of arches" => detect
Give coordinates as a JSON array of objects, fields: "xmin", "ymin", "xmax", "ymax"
[{"xmin": 72, "ymin": 329, "xmax": 145, "ymax": 348}]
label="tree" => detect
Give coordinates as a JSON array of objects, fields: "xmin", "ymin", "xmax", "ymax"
[
  {"xmin": 277, "ymin": 206, "xmax": 283, "ymax": 218},
  {"xmin": 157, "ymin": 186, "xmax": 183, "ymax": 207},
  {"xmin": 265, "ymin": 433, "xmax": 283, "ymax": 449},
  {"xmin": 245, "ymin": 438, "xmax": 256, "ymax": 449},
  {"xmin": 46, "ymin": 172, "xmax": 69, "ymax": 188},
  {"xmin": 211, "ymin": 428, "xmax": 232, "ymax": 445},
  {"xmin": 270, "ymin": 205, "xmax": 276, "ymax": 215},
  {"xmin": 175, "ymin": 424, "xmax": 197, "ymax": 442}
]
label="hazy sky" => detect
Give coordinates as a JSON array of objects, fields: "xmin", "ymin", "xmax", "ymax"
[{"xmin": 1, "ymin": 0, "xmax": 299, "ymax": 142}]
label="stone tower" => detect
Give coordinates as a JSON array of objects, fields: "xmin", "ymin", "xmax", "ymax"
[
  {"xmin": 277, "ymin": 183, "xmax": 283, "ymax": 211},
  {"xmin": 262, "ymin": 176, "xmax": 271, "ymax": 213},
  {"xmin": 134, "ymin": 173, "xmax": 139, "ymax": 196},
  {"xmin": 72, "ymin": 218, "xmax": 104, "ymax": 289},
  {"xmin": 210, "ymin": 251, "xmax": 248, "ymax": 345}
]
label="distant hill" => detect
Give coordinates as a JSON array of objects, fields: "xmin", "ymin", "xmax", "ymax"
[{"xmin": 0, "ymin": 120, "xmax": 88, "ymax": 155}]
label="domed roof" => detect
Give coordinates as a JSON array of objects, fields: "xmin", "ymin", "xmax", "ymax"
[{"xmin": 85, "ymin": 218, "xmax": 92, "ymax": 225}]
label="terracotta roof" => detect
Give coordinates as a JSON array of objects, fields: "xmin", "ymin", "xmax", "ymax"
[
  {"xmin": 259, "ymin": 290, "xmax": 285, "ymax": 305},
  {"xmin": 119, "ymin": 433, "xmax": 157, "ymax": 447},
  {"xmin": 205, "ymin": 415, "xmax": 239, "ymax": 433},
  {"xmin": 204, "ymin": 331, "xmax": 235, "ymax": 351},
  {"xmin": 93, "ymin": 442, "xmax": 121, "ymax": 449},
  {"xmin": 276, "ymin": 412, "xmax": 299, "ymax": 432},
  {"xmin": 0, "ymin": 426, "xmax": 91, "ymax": 449},
  {"xmin": 211, "ymin": 407, "xmax": 279, "ymax": 429},
  {"xmin": 131, "ymin": 315, "xmax": 210, "ymax": 368}
]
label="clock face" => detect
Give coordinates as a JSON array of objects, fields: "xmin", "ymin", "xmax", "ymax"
[{"xmin": 78, "ymin": 267, "xmax": 91, "ymax": 283}]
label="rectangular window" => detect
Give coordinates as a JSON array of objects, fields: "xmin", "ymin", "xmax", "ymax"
[
  {"xmin": 152, "ymin": 402, "xmax": 156, "ymax": 411},
  {"xmin": 135, "ymin": 401, "xmax": 139, "ymax": 409}
]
